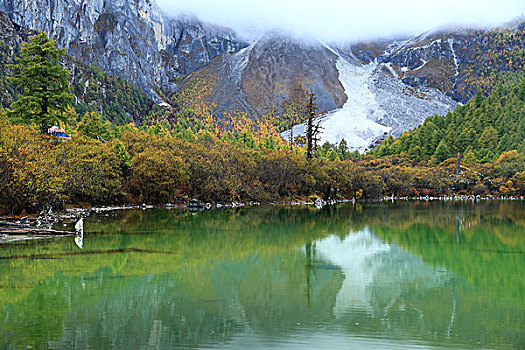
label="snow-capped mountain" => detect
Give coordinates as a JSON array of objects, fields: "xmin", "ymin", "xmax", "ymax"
[
  {"xmin": 282, "ymin": 42, "xmax": 456, "ymax": 151},
  {"xmin": 0, "ymin": 0, "xmax": 523, "ymax": 149},
  {"xmin": 190, "ymin": 32, "xmax": 457, "ymax": 150}
]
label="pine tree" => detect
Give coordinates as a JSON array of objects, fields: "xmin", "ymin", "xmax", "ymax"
[
  {"xmin": 407, "ymin": 144, "xmax": 421, "ymax": 161},
  {"xmin": 433, "ymin": 140, "xmax": 451, "ymax": 162},
  {"xmin": 327, "ymin": 149, "xmax": 339, "ymax": 161},
  {"xmin": 338, "ymin": 138, "xmax": 349, "ymax": 159},
  {"xmin": 479, "ymin": 126, "xmax": 498, "ymax": 152},
  {"xmin": 8, "ymin": 32, "xmax": 73, "ymax": 133},
  {"xmin": 496, "ymin": 133, "xmax": 511, "ymax": 155},
  {"xmin": 111, "ymin": 140, "xmax": 131, "ymax": 176},
  {"xmin": 77, "ymin": 112, "xmax": 113, "ymax": 140},
  {"xmin": 463, "ymin": 149, "xmax": 478, "ymax": 164}
]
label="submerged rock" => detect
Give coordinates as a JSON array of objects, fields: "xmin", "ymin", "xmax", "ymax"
[{"xmin": 187, "ymin": 200, "xmax": 205, "ymax": 212}]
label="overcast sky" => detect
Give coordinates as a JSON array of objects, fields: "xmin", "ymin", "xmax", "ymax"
[{"xmin": 155, "ymin": 0, "xmax": 525, "ymax": 42}]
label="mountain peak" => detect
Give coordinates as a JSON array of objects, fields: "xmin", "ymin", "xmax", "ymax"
[{"xmin": 0, "ymin": 0, "xmax": 247, "ymax": 99}]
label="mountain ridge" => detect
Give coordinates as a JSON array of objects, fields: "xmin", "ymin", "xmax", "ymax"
[
  {"xmin": 1, "ymin": 0, "xmax": 524, "ymax": 151},
  {"xmin": 0, "ymin": 0, "xmax": 247, "ymax": 101}
]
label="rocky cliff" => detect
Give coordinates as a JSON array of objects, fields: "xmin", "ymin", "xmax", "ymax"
[
  {"xmin": 191, "ymin": 33, "xmax": 348, "ymax": 117},
  {"xmin": 0, "ymin": 10, "xmax": 157, "ymax": 124},
  {"xmin": 0, "ymin": 0, "xmax": 247, "ymax": 100},
  {"xmin": 360, "ymin": 22, "xmax": 525, "ymax": 103}
]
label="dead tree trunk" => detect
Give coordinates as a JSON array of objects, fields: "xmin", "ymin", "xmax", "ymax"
[
  {"xmin": 289, "ymin": 125, "xmax": 294, "ymax": 153},
  {"xmin": 305, "ymin": 93, "xmax": 322, "ymax": 161}
]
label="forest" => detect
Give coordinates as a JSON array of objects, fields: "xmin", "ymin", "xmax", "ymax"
[
  {"xmin": 373, "ymin": 76, "xmax": 525, "ymax": 162},
  {"xmin": 0, "ymin": 33, "xmax": 524, "ymax": 215}
]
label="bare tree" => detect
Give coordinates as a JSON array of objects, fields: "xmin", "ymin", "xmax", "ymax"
[
  {"xmin": 305, "ymin": 93, "xmax": 322, "ymax": 161},
  {"xmin": 289, "ymin": 126, "xmax": 294, "ymax": 153}
]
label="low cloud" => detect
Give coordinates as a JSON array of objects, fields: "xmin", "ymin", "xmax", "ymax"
[{"xmin": 156, "ymin": 0, "xmax": 525, "ymax": 42}]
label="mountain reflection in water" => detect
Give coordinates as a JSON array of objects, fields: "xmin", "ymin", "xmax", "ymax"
[{"xmin": 0, "ymin": 201, "xmax": 523, "ymax": 349}]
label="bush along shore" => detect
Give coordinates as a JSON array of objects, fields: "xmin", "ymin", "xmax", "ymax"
[
  {"xmin": 1, "ymin": 32, "xmax": 524, "ymax": 218},
  {"xmin": 1, "ymin": 108, "xmax": 525, "ymax": 218}
]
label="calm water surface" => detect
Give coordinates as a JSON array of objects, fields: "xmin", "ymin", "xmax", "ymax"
[{"xmin": 0, "ymin": 201, "xmax": 524, "ymax": 349}]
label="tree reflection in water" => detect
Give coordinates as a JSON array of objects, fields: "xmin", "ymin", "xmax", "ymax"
[{"xmin": 0, "ymin": 201, "xmax": 523, "ymax": 349}]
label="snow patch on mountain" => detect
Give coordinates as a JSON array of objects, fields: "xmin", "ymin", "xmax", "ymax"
[
  {"xmin": 283, "ymin": 53, "xmax": 392, "ymax": 152},
  {"xmin": 448, "ymin": 38, "xmax": 460, "ymax": 85},
  {"xmin": 282, "ymin": 41, "xmax": 457, "ymax": 152},
  {"xmin": 231, "ymin": 40, "xmax": 257, "ymax": 74},
  {"xmin": 384, "ymin": 62, "xmax": 399, "ymax": 78},
  {"xmin": 319, "ymin": 59, "xmax": 392, "ymax": 150}
]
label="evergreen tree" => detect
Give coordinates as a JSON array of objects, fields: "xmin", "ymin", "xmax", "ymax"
[
  {"xmin": 111, "ymin": 140, "xmax": 131, "ymax": 176},
  {"xmin": 407, "ymin": 144, "xmax": 421, "ymax": 161},
  {"xmin": 433, "ymin": 140, "xmax": 451, "ymax": 162},
  {"xmin": 479, "ymin": 126, "xmax": 498, "ymax": 151},
  {"xmin": 8, "ymin": 32, "xmax": 73, "ymax": 133},
  {"xmin": 496, "ymin": 134, "xmax": 511, "ymax": 155},
  {"xmin": 463, "ymin": 149, "xmax": 478, "ymax": 164},
  {"xmin": 320, "ymin": 141, "xmax": 331, "ymax": 157},
  {"xmin": 264, "ymin": 135, "xmax": 275, "ymax": 149},
  {"xmin": 338, "ymin": 138, "xmax": 349, "ymax": 159},
  {"xmin": 327, "ymin": 149, "xmax": 339, "ymax": 161},
  {"xmin": 77, "ymin": 112, "xmax": 113, "ymax": 140}
]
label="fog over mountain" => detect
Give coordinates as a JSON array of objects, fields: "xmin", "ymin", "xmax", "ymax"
[
  {"xmin": 156, "ymin": 0, "xmax": 525, "ymax": 42},
  {"xmin": 1, "ymin": 0, "xmax": 523, "ymax": 151}
]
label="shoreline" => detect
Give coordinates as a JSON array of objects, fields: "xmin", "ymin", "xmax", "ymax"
[
  {"xmin": 0, "ymin": 196, "xmax": 523, "ymax": 245},
  {"xmin": 0, "ymin": 221, "xmax": 73, "ymax": 244}
]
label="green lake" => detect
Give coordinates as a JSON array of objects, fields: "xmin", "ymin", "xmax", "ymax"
[{"xmin": 0, "ymin": 201, "xmax": 524, "ymax": 349}]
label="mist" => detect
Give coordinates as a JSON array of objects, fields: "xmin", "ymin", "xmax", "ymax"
[{"xmin": 156, "ymin": 0, "xmax": 525, "ymax": 42}]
